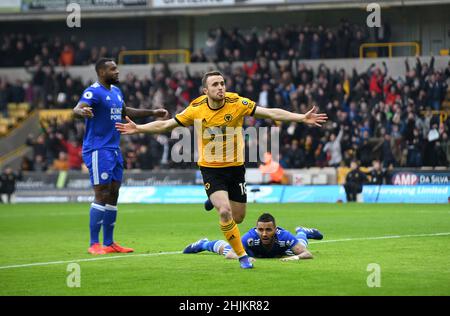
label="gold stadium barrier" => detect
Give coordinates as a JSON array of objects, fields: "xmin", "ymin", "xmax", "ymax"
[
  {"xmin": 39, "ymin": 109, "xmax": 74, "ymax": 128},
  {"xmin": 359, "ymin": 42, "xmax": 420, "ymax": 58},
  {"xmin": 118, "ymin": 49, "xmax": 191, "ymax": 64}
]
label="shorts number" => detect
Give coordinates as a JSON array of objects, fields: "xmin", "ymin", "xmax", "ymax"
[{"xmin": 239, "ymin": 182, "xmax": 247, "ymax": 195}]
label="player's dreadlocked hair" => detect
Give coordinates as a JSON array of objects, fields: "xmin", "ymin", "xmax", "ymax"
[{"xmin": 257, "ymin": 213, "xmax": 276, "ymax": 226}]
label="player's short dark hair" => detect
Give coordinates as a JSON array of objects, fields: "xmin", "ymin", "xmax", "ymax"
[
  {"xmin": 202, "ymin": 71, "xmax": 224, "ymax": 88},
  {"xmin": 95, "ymin": 58, "xmax": 115, "ymax": 74},
  {"xmin": 257, "ymin": 213, "xmax": 276, "ymax": 226}
]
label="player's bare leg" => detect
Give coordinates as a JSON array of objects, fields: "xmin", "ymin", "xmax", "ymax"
[
  {"xmin": 93, "ymin": 183, "xmax": 111, "ymax": 205},
  {"xmin": 229, "ymin": 200, "xmax": 246, "ymax": 224},
  {"xmin": 107, "ymin": 181, "xmax": 121, "ymax": 205},
  {"xmin": 209, "ymin": 190, "xmax": 231, "ymax": 220}
]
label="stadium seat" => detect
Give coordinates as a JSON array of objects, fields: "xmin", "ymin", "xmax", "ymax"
[
  {"xmin": 18, "ymin": 102, "xmax": 30, "ymax": 111},
  {"xmin": 7, "ymin": 103, "xmax": 18, "ymax": 112},
  {"xmin": 292, "ymin": 173, "xmax": 312, "ymax": 185},
  {"xmin": 0, "ymin": 117, "xmax": 16, "ymax": 126},
  {"xmin": 0, "ymin": 123, "xmax": 8, "ymax": 136},
  {"xmin": 8, "ymin": 108, "xmax": 28, "ymax": 120},
  {"xmin": 312, "ymin": 174, "xmax": 328, "ymax": 185}
]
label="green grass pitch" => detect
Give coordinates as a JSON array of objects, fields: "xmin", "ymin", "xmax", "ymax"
[{"xmin": 0, "ymin": 202, "xmax": 449, "ymax": 296}]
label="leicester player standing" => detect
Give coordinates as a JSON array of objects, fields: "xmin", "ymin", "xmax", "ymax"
[
  {"xmin": 73, "ymin": 58, "xmax": 167, "ymax": 255},
  {"xmin": 116, "ymin": 71, "xmax": 327, "ymax": 268}
]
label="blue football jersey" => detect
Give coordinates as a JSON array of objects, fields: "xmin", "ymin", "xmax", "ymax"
[
  {"xmin": 78, "ymin": 82, "xmax": 124, "ymax": 154},
  {"xmin": 241, "ymin": 227, "xmax": 299, "ymax": 258}
]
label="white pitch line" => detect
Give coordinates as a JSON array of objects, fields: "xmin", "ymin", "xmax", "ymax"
[
  {"xmin": 309, "ymin": 232, "xmax": 450, "ymax": 244},
  {"xmin": 0, "ymin": 232, "xmax": 449, "ymax": 270},
  {"xmin": 0, "ymin": 251, "xmax": 182, "ymax": 270}
]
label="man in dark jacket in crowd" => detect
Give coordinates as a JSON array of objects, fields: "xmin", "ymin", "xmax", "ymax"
[
  {"xmin": 344, "ymin": 160, "xmax": 367, "ymax": 202},
  {"xmin": 368, "ymin": 160, "xmax": 384, "ymax": 185},
  {"xmin": 0, "ymin": 167, "xmax": 18, "ymax": 203}
]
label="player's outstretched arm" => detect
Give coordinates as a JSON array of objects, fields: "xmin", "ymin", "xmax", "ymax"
[
  {"xmin": 280, "ymin": 244, "xmax": 313, "ymax": 261},
  {"xmin": 115, "ymin": 116, "xmax": 179, "ymax": 135},
  {"xmin": 254, "ymin": 105, "xmax": 328, "ymax": 127},
  {"xmin": 73, "ymin": 102, "xmax": 93, "ymax": 119},
  {"xmin": 123, "ymin": 106, "xmax": 169, "ymax": 119}
]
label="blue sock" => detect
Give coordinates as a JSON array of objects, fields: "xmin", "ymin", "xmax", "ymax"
[
  {"xmin": 90, "ymin": 203, "xmax": 105, "ymax": 246},
  {"xmin": 203, "ymin": 240, "xmax": 227, "ymax": 254},
  {"xmin": 202, "ymin": 240, "xmax": 218, "ymax": 252},
  {"xmin": 103, "ymin": 204, "xmax": 118, "ymax": 246},
  {"xmin": 296, "ymin": 231, "xmax": 308, "ymax": 248}
]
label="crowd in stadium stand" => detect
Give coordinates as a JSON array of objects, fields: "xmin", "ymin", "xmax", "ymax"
[
  {"xmin": 10, "ymin": 54, "xmax": 449, "ymax": 174},
  {"xmin": 191, "ymin": 20, "xmax": 391, "ymax": 62},
  {"xmin": 1, "ymin": 20, "xmax": 386, "ymax": 69},
  {"xmin": 0, "ymin": 33, "xmax": 123, "ymax": 67}
]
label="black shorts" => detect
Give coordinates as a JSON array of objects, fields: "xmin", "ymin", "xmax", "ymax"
[{"xmin": 200, "ymin": 165, "xmax": 247, "ymax": 203}]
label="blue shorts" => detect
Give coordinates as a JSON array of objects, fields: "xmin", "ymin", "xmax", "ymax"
[{"xmin": 83, "ymin": 149, "xmax": 124, "ymax": 186}]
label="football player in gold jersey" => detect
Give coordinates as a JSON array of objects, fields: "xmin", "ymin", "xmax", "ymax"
[{"xmin": 116, "ymin": 71, "xmax": 327, "ymax": 269}]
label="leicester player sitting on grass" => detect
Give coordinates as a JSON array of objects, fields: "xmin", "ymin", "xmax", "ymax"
[{"xmin": 183, "ymin": 213, "xmax": 323, "ymax": 261}]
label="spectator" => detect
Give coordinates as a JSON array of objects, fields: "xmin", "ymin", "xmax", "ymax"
[
  {"xmin": 349, "ymin": 30, "xmax": 365, "ymax": 58},
  {"xmin": 310, "ymin": 33, "xmax": 321, "ymax": 59},
  {"xmin": 344, "ymin": 160, "xmax": 367, "ymax": 202},
  {"xmin": 284, "ymin": 139, "xmax": 306, "ymax": 168},
  {"xmin": 380, "ymin": 134, "xmax": 397, "ymax": 168},
  {"xmin": 259, "ymin": 152, "xmax": 285, "ymax": 184},
  {"xmin": 323, "ymin": 127, "xmax": 344, "ymax": 167},
  {"xmin": 323, "ymin": 31, "xmax": 337, "ymax": 59},
  {"xmin": 203, "ymin": 36, "xmax": 218, "ymax": 62},
  {"xmin": 74, "ymin": 41, "xmax": 90, "ymax": 65},
  {"xmin": 136, "ymin": 145, "xmax": 154, "ymax": 170},
  {"xmin": 368, "ymin": 160, "xmax": 384, "ymax": 185},
  {"xmin": 51, "ymin": 152, "xmax": 69, "ymax": 171},
  {"xmin": 0, "ymin": 167, "xmax": 18, "ymax": 203},
  {"xmin": 59, "ymin": 44, "xmax": 75, "ymax": 66},
  {"xmin": 34, "ymin": 155, "xmax": 48, "ymax": 172},
  {"xmin": 295, "ymin": 32, "xmax": 309, "ymax": 59},
  {"xmin": 58, "ymin": 134, "xmax": 82, "ymax": 170}
]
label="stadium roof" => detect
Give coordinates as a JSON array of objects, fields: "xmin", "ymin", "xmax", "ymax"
[{"xmin": 0, "ymin": 0, "xmax": 449, "ymax": 21}]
